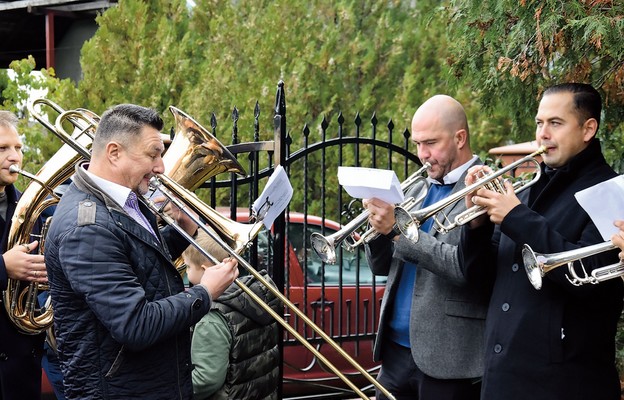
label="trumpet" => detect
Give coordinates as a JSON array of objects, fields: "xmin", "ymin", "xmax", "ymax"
[
  {"xmin": 522, "ymin": 241, "xmax": 622, "ymax": 289},
  {"xmin": 310, "ymin": 162, "xmax": 431, "ymax": 264},
  {"xmin": 394, "ymin": 146, "xmax": 547, "ymax": 242}
]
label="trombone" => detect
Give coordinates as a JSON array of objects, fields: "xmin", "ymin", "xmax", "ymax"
[
  {"xmin": 147, "ymin": 173, "xmax": 396, "ymax": 400},
  {"xmin": 310, "ymin": 162, "xmax": 431, "ymax": 264},
  {"xmin": 394, "ymin": 146, "xmax": 547, "ymax": 242},
  {"xmin": 522, "ymin": 241, "xmax": 623, "ymax": 290}
]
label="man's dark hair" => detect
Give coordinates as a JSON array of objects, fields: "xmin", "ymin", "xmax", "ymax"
[
  {"xmin": 93, "ymin": 104, "xmax": 163, "ymax": 153},
  {"xmin": 543, "ymin": 83, "xmax": 602, "ymax": 131}
]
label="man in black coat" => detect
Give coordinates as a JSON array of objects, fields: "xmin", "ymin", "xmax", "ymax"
[
  {"xmin": 460, "ymin": 83, "xmax": 623, "ymax": 400},
  {"xmin": 0, "ymin": 110, "xmax": 48, "ymax": 400}
]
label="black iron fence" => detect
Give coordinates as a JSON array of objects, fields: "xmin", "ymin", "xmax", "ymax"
[{"xmin": 200, "ymin": 81, "xmax": 422, "ymax": 398}]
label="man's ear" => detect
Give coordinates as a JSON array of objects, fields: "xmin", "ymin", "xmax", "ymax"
[
  {"xmin": 582, "ymin": 118, "xmax": 598, "ymax": 142},
  {"xmin": 455, "ymin": 129, "xmax": 468, "ymax": 149},
  {"xmin": 106, "ymin": 141, "xmax": 122, "ymax": 162}
]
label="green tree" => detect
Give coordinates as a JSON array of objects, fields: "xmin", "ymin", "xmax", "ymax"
[
  {"xmin": 70, "ymin": 0, "xmax": 457, "ymax": 214},
  {"xmin": 1, "ymin": 57, "xmax": 79, "ymax": 190},
  {"xmin": 446, "ymin": 0, "xmax": 624, "ymax": 171}
]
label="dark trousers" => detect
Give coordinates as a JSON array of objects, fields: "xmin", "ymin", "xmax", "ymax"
[{"xmin": 376, "ymin": 338, "xmax": 481, "ymax": 400}]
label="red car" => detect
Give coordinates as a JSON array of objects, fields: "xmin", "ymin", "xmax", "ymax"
[{"xmin": 41, "ymin": 211, "xmax": 385, "ymax": 399}]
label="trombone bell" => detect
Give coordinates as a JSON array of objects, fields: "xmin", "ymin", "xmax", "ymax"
[{"xmin": 164, "ymin": 106, "xmax": 246, "ymax": 191}]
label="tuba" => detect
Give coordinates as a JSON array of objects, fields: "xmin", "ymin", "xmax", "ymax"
[
  {"xmin": 4, "ymin": 100, "xmax": 246, "ymax": 335},
  {"xmin": 4, "ymin": 99, "xmax": 98, "ymax": 335}
]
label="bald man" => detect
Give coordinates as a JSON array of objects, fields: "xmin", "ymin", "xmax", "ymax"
[{"xmin": 363, "ymin": 95, "xmax": 487, "ymax": 400}]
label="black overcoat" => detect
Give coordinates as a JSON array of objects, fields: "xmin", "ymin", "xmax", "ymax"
[
  {"xmin": 461, "ymin": 139, "xmax": 624, "ymax": 400},
  {"xmin": 0, "ymin": 184, "xmax": 44, "ymax": 400}
]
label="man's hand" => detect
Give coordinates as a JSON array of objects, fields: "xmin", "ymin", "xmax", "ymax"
[
  {"xmin": 612, "ymin": 220, "xmax": 624, "ymax": 261},
  {"xmin": 3, "ymin": 240, "xmax": 47, "ymax": 282},
  {"xmin": 464, "ymin": 166, "xmax": 521, "ymax": 226},
  {"xmin": 153, "ymin": 195, "xmax": 199, "ymax": 237},
  {"xmin": 199, "ymin": 258, "xmax": 239, "ymax": 299},
  {"xmin": 362, "ymin": 198, "xmax": 396, "ymax": 236},
  {"xmin": 470, "ymin": 179, "xmax": 520, "ymax": 225},
  {"xmin": 463, "ymin": 165, "xmax": 491, "ymax": 228}
]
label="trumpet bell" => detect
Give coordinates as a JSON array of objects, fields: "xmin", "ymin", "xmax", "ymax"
[
  {"xmin": 164, "ymin": 106, "xmax": 246, "ymax": 191},
  {"xmin": 310, "ymin": 233, "xmax": 337, "ymax": 264},
  {"xmin": 394, "ymin": 206, "xmax": 420, "ymax": 242},
  {"xmin": 522, "ymin": 244, "xmax": 546, "ymax": 290}
]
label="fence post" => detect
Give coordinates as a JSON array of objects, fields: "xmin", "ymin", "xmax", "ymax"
[{"xmin": 272, "ymin": 80, "xmax": 287, "ymax": 399}]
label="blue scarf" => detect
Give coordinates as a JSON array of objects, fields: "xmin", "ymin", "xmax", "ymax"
[{"xmin": 388, "ymin": 182, "xmax": 455, "ymax": 347}]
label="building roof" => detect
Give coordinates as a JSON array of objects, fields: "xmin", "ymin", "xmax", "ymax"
[
  {"xmin": 489, "ymin": 141, "xmax": 539, "ymax": 155},
  {"xmin": 0, "ymin": 0, "xmax": 116, "ymax": 69}
]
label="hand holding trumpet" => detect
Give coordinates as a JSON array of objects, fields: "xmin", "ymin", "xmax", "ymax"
[
  {"xmin": 464, "ymin": 165, "xmax": 522, "ymax": 226},
  {"xmin": 363, "ymin": 198, "xmax": 397, "ymax": 238},
  {"xmin": 612, "ymin": 220, "xmax": 624, "ymax": 261}
]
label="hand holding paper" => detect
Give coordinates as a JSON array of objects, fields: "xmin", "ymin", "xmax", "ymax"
[
  {"xmin": 337, "ymin": 167, "xmax": 404, "ymax": 204},
  {"xmin": 575, "ymin": 175, "xmax": 624, "ymax": 241}
]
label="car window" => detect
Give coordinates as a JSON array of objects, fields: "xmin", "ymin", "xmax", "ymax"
[{"xmin": 286, "ymin": 223, "xmax": 386, "ymax": 286}]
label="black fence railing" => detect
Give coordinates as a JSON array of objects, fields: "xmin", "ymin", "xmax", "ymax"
[{"xmin": 199, "ymin": 81, "xmax": 422, "ymax": 399}]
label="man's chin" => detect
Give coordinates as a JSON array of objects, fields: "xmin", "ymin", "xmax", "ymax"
[{"xmin": 0, "ymin": 175, "xmax": 18, "ymax": 187}]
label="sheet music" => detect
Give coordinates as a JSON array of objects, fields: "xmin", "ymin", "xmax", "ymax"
[
  {"xmin": 337, "ymin": 166, "xmax": 404, "ymax": 204},
  {"xmin": 252, "ymin": 165, "xmax": 293, "ymax": 229},
  {"xmin": 575, "ymin": 175, "xmax": 624, "ymax": 241}
]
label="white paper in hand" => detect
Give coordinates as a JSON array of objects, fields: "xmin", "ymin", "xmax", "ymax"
[
  {"xmin": 575, "ymin": 175, "xmax": 624, "ymax": 241},
  {"xmin": 252, "ymin": 165, "xmax": 293, "ymax": 229},
  {"xmin": 337, "ymin": 167, "xmax": 404, "ymax": 204}
]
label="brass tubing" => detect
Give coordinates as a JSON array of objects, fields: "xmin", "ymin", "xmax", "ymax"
[{"xmin": 147, "ymin": 174, "xmax": 396, "ymax": 400}]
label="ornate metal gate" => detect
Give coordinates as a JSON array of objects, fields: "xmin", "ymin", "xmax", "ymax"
[{"xmin": 202, "ymin": 81, "xmax": 422, "ymax": 399}]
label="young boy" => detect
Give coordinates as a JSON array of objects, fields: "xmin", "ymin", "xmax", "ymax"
[{"xmin": 184, "ymin": 230, "xmax": 281, "ymax": 400}]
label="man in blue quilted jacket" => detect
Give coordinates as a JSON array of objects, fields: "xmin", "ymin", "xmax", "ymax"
[{"xmin": 44, "ymin": 104, "xmax": 240, "ymax": 399}]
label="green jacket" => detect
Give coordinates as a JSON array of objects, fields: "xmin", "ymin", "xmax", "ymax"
[{"xmin": 191, "ymin": 270, "xmax": 280, "ymax": 400}]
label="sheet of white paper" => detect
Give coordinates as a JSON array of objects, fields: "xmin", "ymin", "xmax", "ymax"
[
  {"xmin": 575, "ymin": 175, "xmax": 624, "ymax": 241},
  {"xmin": 252, "ymin": 165, "xmax": 293, "ymax": 229},
  {"xmin": 337, "ymin": 166, "xmax": 404, "ymax": 204}
]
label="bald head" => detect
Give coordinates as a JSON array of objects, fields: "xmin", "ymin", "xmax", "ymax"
[
  {"xmin": 412, "ymin": 95, "xmax": 469, "ymax": 137},
  {"xmin": 411, "ymin": 95, "xmax": 472, "ymax": 182}
]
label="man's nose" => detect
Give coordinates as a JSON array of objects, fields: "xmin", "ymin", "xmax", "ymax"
[
  {"xmin": 536, "ymin": 125, "xmax": 550, "ymax": 141},
  {"xmin": 153, "ymin": 158, "xmax": 165, "ymax": 174},
  {"xmin": 7, "ymin": 148, "xmax": 21, "ymax": 162}
]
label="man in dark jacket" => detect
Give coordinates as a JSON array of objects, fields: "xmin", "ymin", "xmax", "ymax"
[
  {"xmin": 363, "ymin": 95, "xmax": 487, "ymax": 400},
  {"xmin": 0, "ymin": 110, "xmax": 47, "ymax": 400},
  {"xmin": 44, "ymin": 104, "xmax": 240, "ymax": 399},
  {"xmin": 460, "ymin": 83, "xmax": 623, "ymax": 400}
]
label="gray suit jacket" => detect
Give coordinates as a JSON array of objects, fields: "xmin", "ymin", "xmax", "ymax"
[{"xmin": 365, "ymin": 159, "xmax": 488, "ymax": 380}]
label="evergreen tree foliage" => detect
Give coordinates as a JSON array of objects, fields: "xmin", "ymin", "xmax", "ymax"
[
  {"xmin": 446, "ymin": 0, "xmax": 624, "ymax": 170},
  {"xmin": 71, "ymin": 0, "xmax": 454, "ymax": 212}
]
